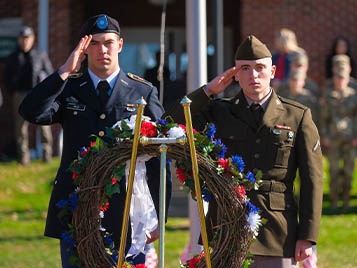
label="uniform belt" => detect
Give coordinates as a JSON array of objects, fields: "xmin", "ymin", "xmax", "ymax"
[{"xmin": 258, "ymin": 180, "xmax": 291, "ymax": 193}]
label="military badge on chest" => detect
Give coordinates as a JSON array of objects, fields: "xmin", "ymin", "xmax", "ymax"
[{"xmin": 273, "ymin": 124, "xmax": 295, "ymax": 144}]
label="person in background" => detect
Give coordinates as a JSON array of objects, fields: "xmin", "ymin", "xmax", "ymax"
[
  {"xmin": 325, "ymin": 36, "xmax": 355, "ymax": 79},
  {"xmin": 3, "ymin": 26, "xmax": 53, "ymax": 165},
  {"xmin": 271, "ymin": 28, "xmax": 306, "ymax": 88},
  {"xmin": 19, "ymin": 14, "xmax": 171, "ymax": 267},
  {"xmin": 320, "ymin": 63, "xmax": 357, "ymax": 210},
  {"xmin": 288, "ymin": 53, "xmax": 319, "ymax": 97}
]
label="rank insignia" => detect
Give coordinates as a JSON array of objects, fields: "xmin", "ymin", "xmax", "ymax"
[
  {"xmin": 287, "ymin": 131, "xmax": 294, "ymax": 141},
  {"xmin": 275, "ymin": 124, "xmax": 292, "ymax": 130},
  {"xmin": 128, "ymin": 73, "xmax": 153, "ymax": 87}
]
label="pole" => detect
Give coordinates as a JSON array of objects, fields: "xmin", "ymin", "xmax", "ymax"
[
  {"xmin": 181, "ymin": 97, "xmax": 211, "ymax": 268},
  {"xmin": 158, "ymin": 144, "xmax": 168, "ymax": 268}
]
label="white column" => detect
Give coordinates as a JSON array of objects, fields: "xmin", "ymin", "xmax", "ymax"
[
  {"xmin": 186, "ymin": 0, "xmax": 207, "ymax": 93},
  {"xmin": 185, "ymin": 0, "xmax": 207, "ymax": 257},
  {"xmin": 38, "ymin": 0, "xmax": 49, "ymax": 52}
]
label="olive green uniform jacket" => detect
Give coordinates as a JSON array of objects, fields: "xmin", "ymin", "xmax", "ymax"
[{"xmin": 167, "ymin": 87, "xmax": 323, "ymax": 257}]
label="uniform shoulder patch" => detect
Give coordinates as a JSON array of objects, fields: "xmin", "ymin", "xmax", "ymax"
[
  {"xmin": 127, "ymin": 73, "xmax": 153, "ymax": 87},
  {"xmin": 279, "ymin": 95, "xmax": 307, "ymax": 110},
  {"xmin": 68, "ymin": 72, "xmax": 83, "ymax": 79}
]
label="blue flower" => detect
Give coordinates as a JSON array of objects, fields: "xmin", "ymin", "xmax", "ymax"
[
  {"xmin": 231, "ymin": 156, "xmax": 245, "ymax": 173},
  {"xmin": 202, "ymin": 188, "xmax": 213, "ymax": 202},
  {"xmin": 246, "ymin": 171, "xmax": 256, "ymax": 183},
  {"xmin": 245, "ymin": 201, "xmax": 260, "ymax": 214},
  {"xmin": 61, "ymin": 232, "xmax": 76, "ymax": 248},
  {"xmin": 68, "ymin": 194, "xmax": 78, "ymax": 211},
  {"xmin": 105, "ymin": 236, "xmax": 114, "ymax": 248},
  {"xmin": 56, "ymin": 199, "xmax": 68, "ymax": 208},
  {"xmin": 205, "ymin": 124, "xmax": 216, "ymax": 140},
  {"xmin": 218, "ymin": 143, "xmax": 227, "ymax": 159},
  {"xmin": 158, "ymin": 118, "xmax": 168, "ymax": 125},
  {"xmin": 167, "ymin": 158, "xmax": 172, "ymax": 164}
]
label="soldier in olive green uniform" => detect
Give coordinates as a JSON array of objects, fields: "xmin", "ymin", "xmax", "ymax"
[
  {"xmin": 279, "ymin": 70, "xmax": 319, "ymax": 126},
  {"xmin": 167, "ymin": 35, "xmax": 323, "ymax": 268},
  {"xmin": 320, "ymin": 65, "xmax": 357, "ymax": 209}
]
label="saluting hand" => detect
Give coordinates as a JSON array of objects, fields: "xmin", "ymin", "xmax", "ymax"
[
  {"xmin": 205, "ymin": 66, "xmax": 240, "ymax": 95},
  {"xmin": 58, "ymin": 35, "xmax": 92, "ymax": 80}
]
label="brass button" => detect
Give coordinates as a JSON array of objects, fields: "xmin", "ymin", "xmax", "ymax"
[
  {"xmin": 100, "ymin": 113, "xmax": 106, "ymax": 120},
  {"xmin": 256, "ymin": 138, "xmax": 261, "ymax": 144},
  {"xmin": 99, "ymin": 131, "xmax": 105, "ymax": 137},
  {"xmin": 73, "ymin": 111, "xmax": 78, "ymax": 115},
  {"xmin": 254, "ymin": 153, "xmax": 260, "ymax": 159}
]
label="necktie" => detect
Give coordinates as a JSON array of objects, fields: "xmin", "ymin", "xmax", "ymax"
[
  {"xmin": 97, "ymin": 80, "xmax": 110, "ymax": 107},
  {"xmin": 250, "ymin": 103, "xmax": 264, "ymax": 126}
]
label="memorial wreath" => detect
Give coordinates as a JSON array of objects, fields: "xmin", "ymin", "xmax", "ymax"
[{"xmin": 57, "ymin": 115, "xmax": 263, "ymax": 268}]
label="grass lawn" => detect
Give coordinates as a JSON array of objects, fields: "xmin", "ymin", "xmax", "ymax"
[{"xmin": 0, "ymin": 157, "xmax": 356, "ymax": 267}]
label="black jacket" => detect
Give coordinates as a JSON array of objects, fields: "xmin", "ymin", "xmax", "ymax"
[
  {"xmin": 4, "ymin": 47, "xmax": 53, "ymax": 94},
  {"xmin": 19, "ymin": 69, "xmax": 172, "ymax": 250}
]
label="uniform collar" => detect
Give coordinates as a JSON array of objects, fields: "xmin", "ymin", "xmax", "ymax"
[
  {"xmin": 244, "ymin": 88, "xmax": 272, "ymax": 111},
  {"xmin": 88, "ymin": 67, "xmax": 120, "ymax": 89}
]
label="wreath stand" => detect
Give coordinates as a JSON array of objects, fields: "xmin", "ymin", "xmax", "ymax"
[{"xmin": 116, "ymin": 96, "xmax": 211, "ymax": 268}]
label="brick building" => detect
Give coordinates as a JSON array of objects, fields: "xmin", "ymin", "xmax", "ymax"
[{"xmin": 0, "ymin": 0, "xmax": 356, "ymax": 159}]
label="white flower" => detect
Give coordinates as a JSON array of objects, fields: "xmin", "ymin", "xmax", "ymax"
[
  {"xmin": 246, "ymin": 211, "xmax": 262, "ymax": 238},
  {"xmin": 99, "ymin": 225, "xmax": 106, "ymax": 231},
  {"xmin": 112, "ymin": 115, "xmax": 153, "ymax": 135},
  {"xmin": 99, "ymin": 211, "xmax": 104, "ymax": 218},
  {"xmin": 167, "ymin": 126, "xmax": 186, "ymax": 138}
]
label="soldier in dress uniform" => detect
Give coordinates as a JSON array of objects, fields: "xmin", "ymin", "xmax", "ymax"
[
  {"xmin": 167, "ymin": 35, "xmax": 323, "ymax": 268},
  {"xmin": 320, "ymin": 64, "xmax": 357, "ymax": 210},
  {"xmin": 19, "ymin": 14, "xmax": 171, "ymax": 267}
]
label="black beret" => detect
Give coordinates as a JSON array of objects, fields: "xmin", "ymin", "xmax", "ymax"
[
  {"xmin": 235, "ymin": 35, "xmax": 272, "ymax": 60},
  {"xmin": 79, "ymin": 14, "xmax": 120, "ymax": 38}
]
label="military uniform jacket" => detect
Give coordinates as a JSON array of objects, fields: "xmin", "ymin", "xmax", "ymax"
[
  {"xmin": 167, "ymin": 87, "xmax": 323, "ymax": 257},
  {"xmin": 19, "ymin": 70, "xmax": 172, "ymax": 250}
]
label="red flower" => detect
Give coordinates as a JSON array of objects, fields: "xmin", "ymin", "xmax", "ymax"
[
  {"xmin": 193, "ymin": 128, "xmax": 199, "ymax": 133},
  {"xmin": 217, "ymin": 158, "xmax": 229, "ymax": 170},
  {"xmin": 178, "ymin": 124, "xmax": 186, "ymax": 132},
  {"xmin": 135, "ymin": 265, "xmax": 147, "ymax": 268},
  {"xmin": 176, "ymin": 168, "xmax": 188, "ymax": 183},
  {"xmin": 141, "ymin": 121, "xmax": 157, "ymax": 137},
  {"xmin": 80, "ymin": 148, "xmax": 88, "ymax": 157},
  {"xmin": 112, "ymin": 178, "xmax": 118, "ymax": 185},
  {"xmin": 90, "ymin": 141, "xmax": 96, "ymax": 147},
  {"xmin": 99, "ymin": 201, "xmax": 109, "ymax": 211},
  {"xmin": 235, "ymin": 185, "xmax": 246, "ymax": 198},
  {"xmin": 72, "ymin": 170, "xmax": 79, "ymax": 180},
  {"xmin": 188, "ymin": 253, "xmax": 203, "ymax": 268}
]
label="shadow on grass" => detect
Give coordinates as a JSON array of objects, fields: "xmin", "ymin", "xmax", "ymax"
[
  {"xmin": 165, "ymin": 226, "xmax": 189, "ymax": 231},
  {"xmin": 0, "ymin": 235, "xmax": 49, "ymax": 242},
  {"xmin": 322, "ymin": 194, "xmax": 357, "ymax": 215}
]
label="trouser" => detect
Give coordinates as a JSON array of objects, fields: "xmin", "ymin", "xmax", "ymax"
[
  {"xmin": 13, "ymin": 92, "xmax": 53, "ymax": 163},
  {"xmin": 325, "ymin": 140, "xmax": 355, "ymax": 208},
  {"xmin": 248, "ymin": 256, "xmax": 298, "ymax": 268}
]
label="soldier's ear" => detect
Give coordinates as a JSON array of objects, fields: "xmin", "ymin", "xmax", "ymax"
[{"xmin": 271, "ymin": 65, "xmax": 276, "ymax": 79}]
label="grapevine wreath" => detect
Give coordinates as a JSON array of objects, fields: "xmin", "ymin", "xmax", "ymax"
[{"xmin": 57, "ymin": 115, "xmax": 263, "ymax": 268}]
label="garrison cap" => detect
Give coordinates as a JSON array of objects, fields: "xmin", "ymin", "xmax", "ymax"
[
  {"xmin": 332, "ymin": 54, "xmax": 350, "ymax": 66},
  {"xmin": 235, "ymin": 35, "xmax": 272, "ymax": 60},
  {"xmin": 19, "ymin": 26, "xmax": 34, "ymax": 37},
  {"xmin": 291, "ymin": 52, "xmax": 309, "ymax": 66},
  {"xmin": 79, "ymin": 14, "xmax": 120, "ymax": 38},
  {"xmin": 333, "ymin": 65, "xmax": 350, "ymax": 78}
]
